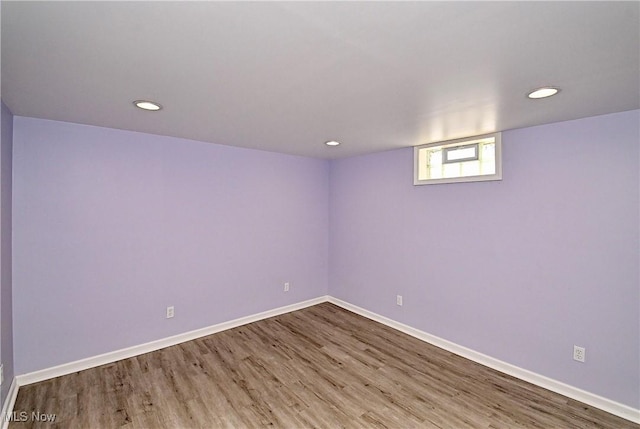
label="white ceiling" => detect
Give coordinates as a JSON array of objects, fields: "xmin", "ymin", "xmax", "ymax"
[{"xmin": 2, "ymin": 1, "xmax": 639, "ymax": 159}]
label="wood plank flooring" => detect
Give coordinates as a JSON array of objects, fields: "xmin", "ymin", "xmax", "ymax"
[{"xmin": 9, "ymin": 303, "xmax": 639, "ymax": 428}]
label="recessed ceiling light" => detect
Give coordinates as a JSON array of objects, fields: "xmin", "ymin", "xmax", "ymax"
[
  {"xmin": 325, "ymin": 140, "xmax": 341, "ymax": 147},
  {"xmin": 527, "ymin": 87, "xmax": 560, "ymax": 99},
  {"xmin": 133, "ymin": 100, "xmax": 162, "ymax": 111}
]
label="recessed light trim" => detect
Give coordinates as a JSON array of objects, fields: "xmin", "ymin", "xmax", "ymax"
[
  {"xmin": 134, "ymin": 100, "xmax": 162, "ymax": 111},
  {"xmin": 325, "ymin": 140, "xmax": 341, "ymax": 147},
  {"xmin": 527, "ymin": 87, "xmax": 560, "ymax": 99}
]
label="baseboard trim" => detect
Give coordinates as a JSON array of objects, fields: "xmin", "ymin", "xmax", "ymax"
[
  {"xmin": 327, "ymin": 296, "xmax": 640, "ymax": 424},
  {"xmin": 1, "ymin": 378, "xmax": 19, "ymax": 429},
  {"xmin": 16, "ymin": 296, "xmax": 328, "ymax": 387},
  {"xmin": 12, "ymin": 295, "xmax": 639, "ymax": 424}
]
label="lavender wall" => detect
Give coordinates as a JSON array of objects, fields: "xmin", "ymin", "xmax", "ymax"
[
  {"xmin": 329, "ymin": 110, "xmax": 640, "ymax": 408},
  {"xmin": 0, "ymin": 101, "xmax": 14, "ymax": 406},
  {"xmin": 10, "ymin": 109, "xmax": 639, "ymax": 410},
  {"xmin": 12, "ymin": 117, "xmax": 329, "ymax": 374}
]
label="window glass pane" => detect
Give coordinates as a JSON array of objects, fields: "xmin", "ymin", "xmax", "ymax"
[
  {"xmin": 427, "ymin": 149, "xmax": 443, "ymax": 179},
  {"xmin": 480, "ymin": 142, "xmax": 496, "ymax": 175},
  {"xmin": 445, "ymin": 144, "xmax": 477, "ymax": 162},
  {"xmin": 461, "ymin": 160, "xmax": 480, "ymax": 176},
  {"xmin": 443, "ymin": 163, "xmax": 459, "ymax": 178},
  {"xmin": 482, "ymin": 142, "xmax": 495, "ymax": 161},
  {"xmin": 418, "ymin": 148, "xmax": 429, "ymax": 180},
  {"xmin": 429, "ymin": 149, "xmax": 442, "ymax": 165},
  {"xmin": 481, "ymin": 162, "xmax": 495, "ymax": 175}
]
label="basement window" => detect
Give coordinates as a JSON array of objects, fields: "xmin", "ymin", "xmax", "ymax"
[{"xmin": 414, "ymin": 133, "xmax": 502, "ymax": 185}]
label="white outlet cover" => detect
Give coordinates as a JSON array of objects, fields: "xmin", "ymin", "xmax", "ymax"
[
  {"xmin": 573, "ymin": 345, "xmax": 585, "ymax": 362},
  {"xmin": 396, "ymin": 295, "xmax": 403, "ymax": 306}
]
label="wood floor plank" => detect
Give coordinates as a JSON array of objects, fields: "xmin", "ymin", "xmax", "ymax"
[{"xmin": 9, "ymin": 303, "xmax": 639, "ymax": 428}]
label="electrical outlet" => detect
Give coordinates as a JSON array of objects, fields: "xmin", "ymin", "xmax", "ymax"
[
  {"xmin": 396, "ymin": 295, "xmax": 403, "ymax": 306},
  {"xmin": 573, "ymin": 345, "xmax": 585, "ymax": 362},
  {"xmin": 284, "ymin": 282, "xmax": 290, "ymax": 292},
  {"xmin": 0, "ymin": 364, "xmax": 3, "ymax": 386},
  {"xmin": 166, "ymin": 306, "xmax": 175, "ymax": 319}
]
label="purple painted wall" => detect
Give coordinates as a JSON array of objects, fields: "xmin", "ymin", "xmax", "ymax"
[
  {"xmin": 1, "ymin": 101, "xmax": 14, "ymax": 406},
  {"xmin": 10, "ymin": 109, "xmax": 639, "ymax": 410},
  {"xmin": 12, "ymin": 117, "xmax": 329, "ymax": 374},
  {"xmin": 329, "ymin": 110, "xmax": 640, "ymax": 408}
]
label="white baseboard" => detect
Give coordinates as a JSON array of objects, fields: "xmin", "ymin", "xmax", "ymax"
[
  {"xmin": 16, "ymin": 296, "xmax": 328, "ymax": 387},
  {"xmin": 12, "ymin": 294, "xmax": 639, "ymax": 424},
  {"xmin": 327, "ymin": 296, "xmax": 640, "ymax": 424},
  {"xmin": 1, "ymin": 377, "xmax": 19, "ymax": 429}
]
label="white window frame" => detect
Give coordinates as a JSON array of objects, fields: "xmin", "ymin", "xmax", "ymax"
[{"xmin": 413, "ymin": 132, "xmax": 502, "ymax": 186}]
